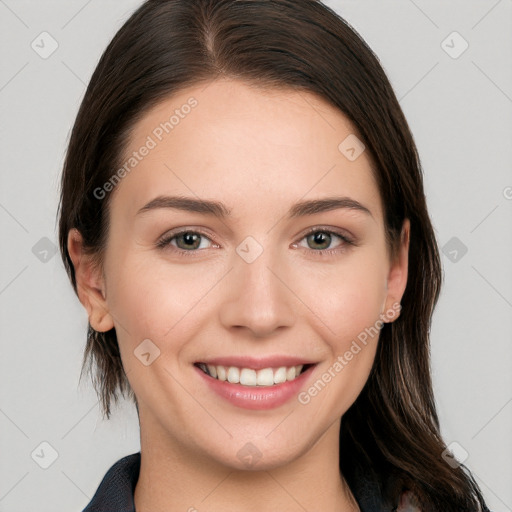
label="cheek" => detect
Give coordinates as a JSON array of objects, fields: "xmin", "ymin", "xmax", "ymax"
[
  {"xmin": 296, "ymin": 257, "xmax": 386, "ymax": 404},
  {"xmin": 105, "ymin": 247, "xmax": 227, "ymax": 349},
  {"xmin": 105, "ymin": 255, "xmax": 203, "ymax": 410},
  {"xmin": 294, "ymin": 256, "xmax": 387, "ymax": 340},
  {"xmin": 298, "ymin": 274, "xmax": 385, "ymax": 415}
]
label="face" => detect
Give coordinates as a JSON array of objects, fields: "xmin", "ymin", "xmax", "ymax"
[{"xmin": 70, "ymin": 78, "xmax": 409, "ymax": 471}]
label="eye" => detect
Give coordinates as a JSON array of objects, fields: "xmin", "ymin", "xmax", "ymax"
[
  {"xmin": 157, "ymin": 230, "xmax": 216, "ymax": 253},
  {"xmin": 156, "ymin": 227, "xmax": 355, "ymax": 257},
  {"xmin": 294, "ymin": 227, "xmax": 355, "ymax": 256}
]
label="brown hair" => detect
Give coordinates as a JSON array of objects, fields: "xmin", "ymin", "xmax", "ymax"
[{"xmin": 57, "ymin": 1, "xmax": 489, "ymax": 510}]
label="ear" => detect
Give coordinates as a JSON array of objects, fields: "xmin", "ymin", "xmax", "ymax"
[
  {"xmin": 382, "ymin": 219, "xmax": 410, "ymax": 323},
  {"xmin": 67, "ymin": 228, "xmax": 114, "ymax": 332}
]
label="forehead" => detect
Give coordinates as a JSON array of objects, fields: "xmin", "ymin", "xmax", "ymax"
[{"xmin": 111, "ymin": 78, "xmax": 383, "ymax": 224}]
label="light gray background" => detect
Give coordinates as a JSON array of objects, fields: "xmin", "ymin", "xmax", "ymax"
[{"xmin": 0, "ymin": 1, "xmax": 511, "ymax": 511}]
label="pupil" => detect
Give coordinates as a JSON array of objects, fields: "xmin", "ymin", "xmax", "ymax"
[
  {"xmin": 311, "ymin": 232, "xmax": 329, "ymax": 249},
  {"xmin": 182, "ymin": 232, "xmax": 199, "ymax": 249}
]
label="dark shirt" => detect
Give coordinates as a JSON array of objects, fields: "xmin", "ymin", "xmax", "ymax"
[
  {"xmin": 83, "ymin": 453, "xmax": 140, "ymax": 512},
  {"xmin": 81, "ymin": 452, "xmax": 407, "ymax": 512}
]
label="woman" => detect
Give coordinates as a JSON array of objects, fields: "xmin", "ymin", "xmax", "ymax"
[{"xmin": 57, "ymin": 0, "xmax": 491, "ymax": 510}]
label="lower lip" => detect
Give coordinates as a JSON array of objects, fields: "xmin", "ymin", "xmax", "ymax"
[{"xmin": 194, "ymin": 365, "xmax": 316, "ymax": 410}]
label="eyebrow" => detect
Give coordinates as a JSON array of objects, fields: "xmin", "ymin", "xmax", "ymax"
[{"xmin": 137, "ymin": 195, "xmax": 373, "ymax": 219}]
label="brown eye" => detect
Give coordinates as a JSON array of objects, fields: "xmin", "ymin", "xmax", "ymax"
[
  {"xmin": 295, "ymin": 228, "xmax": 355, "ymax": 257},
  {"xmin": 157, "ymin": 230, "xmax": 214, "ymax": 252},
  {"xmin": 306, "ymin": 231, "xmax": 334, "ymax": 251},
  {"xmin": 174, "ymin": 232, "xmax": 202, "ymax": 250}
]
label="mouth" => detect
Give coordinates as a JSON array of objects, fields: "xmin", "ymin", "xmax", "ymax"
[{"xmin": 194, "ymin": 362, "xmax": 315, "ymax": 387}]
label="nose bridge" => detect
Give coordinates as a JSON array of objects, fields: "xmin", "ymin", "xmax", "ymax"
[{"xmin": 218, "ymin": 235, "xmax": 295, "ymax": 336}]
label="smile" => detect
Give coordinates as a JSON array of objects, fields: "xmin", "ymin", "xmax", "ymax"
[
  {"xmin": 193, "ymin": 359, "xmax": 317, "ymax": 410},
  {"xmin": 195, "ymin": 362, "xmax": 312, "ymax": 387}
]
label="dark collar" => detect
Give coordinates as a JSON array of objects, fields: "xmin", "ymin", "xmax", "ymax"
[
  {"xmin": 82, "ymin": 452, "xmax": 140, "ymax": 512},
  {"xmin": 82, "ymin": 452, "xmax": 388, "ymax": 512}
]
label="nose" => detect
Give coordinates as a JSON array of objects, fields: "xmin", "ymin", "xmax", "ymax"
[{"xmin": 218, "ymin": 244, "xmax": 296, "ymax": 338}]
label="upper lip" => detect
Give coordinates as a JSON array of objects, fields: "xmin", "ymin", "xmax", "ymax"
[{"xmin": 195, "ymin": 356, "xmax": 317, "ymax": 370}]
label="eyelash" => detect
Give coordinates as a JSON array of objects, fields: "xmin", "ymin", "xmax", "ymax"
[{"xmin": 156, "ymin": 227, "xmax": 355, "ymax": 258}]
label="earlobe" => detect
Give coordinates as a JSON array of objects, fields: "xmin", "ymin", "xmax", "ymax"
[
  {"xmin": 382, "ymin": 219, "xmax": 410, "ymax": 323},
  {"xmin": 67, "ymin": 228, "xmax": 114, "ymax": 332}
]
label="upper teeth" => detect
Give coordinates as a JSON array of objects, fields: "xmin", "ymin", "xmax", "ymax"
[{"xmin": 198, "ymin": 364, "xmax": 304, "ymax": 386}]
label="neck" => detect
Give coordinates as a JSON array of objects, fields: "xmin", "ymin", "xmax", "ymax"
[{"xmin": 134, "ymin": 412, "xmax": 360, "ymax": 512}]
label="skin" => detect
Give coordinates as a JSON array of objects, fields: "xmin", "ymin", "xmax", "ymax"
[{"xmin": 68, "ymin": 78, "xmax": 410, "ymax": 512}]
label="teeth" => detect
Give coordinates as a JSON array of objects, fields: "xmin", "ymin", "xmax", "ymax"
[
  {"xmin": 286, "ymin": 366, "xmax": 296, "ymax": 381},
  {"xmin": 216, "ymin": 365, "xmax": 226, "ymax": 381},
  {"xmin": 198, "ymin": 363, "xmax": 305, "ymax": 386},
  {"xmin": 227, "ymin": 366, "xmax": 240, "ymax": 383},
  {"xmin": 256, "ymin": 368, "xmax": 274, "ymax": 386},
  {"xmin": 207, "ymin": 364, "xmax": 217, "ymax": 378},
  {"xmin": 240, "ymin": 368, "xmax": 257, "ymax": 386},
  {"xmin": 274, "ymin": 367, "xmax": 287, "ymax": 384}
]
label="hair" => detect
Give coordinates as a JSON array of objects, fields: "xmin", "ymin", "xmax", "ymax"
[{"xmin": 57, "ymin": 1, "xmax": 490, "ymax": 510}]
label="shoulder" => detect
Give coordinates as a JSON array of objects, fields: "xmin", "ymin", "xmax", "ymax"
[
  {"xmin": 81, "ymin": 452, "xmax": 140, "ymax": 512},
  {"xmin": 395, "ymin": 490, "xmax": 422, "ymax": 512},
  {"xmin": 350, "ymin": 468, "xmax": 422, "ymax": 512}
]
